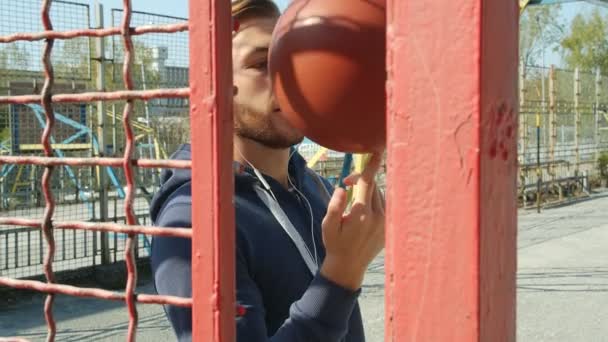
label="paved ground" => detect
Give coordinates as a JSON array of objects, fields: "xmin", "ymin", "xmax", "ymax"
[
  {"xmin": 0, "ymin": 198, "xmax": 151, "ymax": 279},
  {"xmin": 0, "ymin": 282, "xmax": 172, "ymax": 342},
  {"xmin": 517, "ymin": 196, "xmax": 608, "ymax": 342},
  {"xmin": 2, "ymin": 194, "xmax": 608, "ymax": 341}
]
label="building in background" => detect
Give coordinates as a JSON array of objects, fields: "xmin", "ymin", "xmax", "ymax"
[{"xmin": 148, "ymin": 46, "xmax": 189, "ymax": 117}]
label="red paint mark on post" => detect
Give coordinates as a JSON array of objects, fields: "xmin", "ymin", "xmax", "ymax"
[{"xmin": 488, "ymin": 102, "xmax": 515, "ymax": 162}]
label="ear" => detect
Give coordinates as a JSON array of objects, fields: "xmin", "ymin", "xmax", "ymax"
[{"xmin": 233, "ymin": 85, "xmax": 239, "ymax": 96}]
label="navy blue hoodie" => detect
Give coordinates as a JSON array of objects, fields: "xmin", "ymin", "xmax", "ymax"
[{"xmin": 150, "ymin": 144, "xmax": 365, "ymax": 341}]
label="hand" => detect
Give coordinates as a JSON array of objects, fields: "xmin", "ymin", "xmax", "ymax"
[{"xmin": 320, "ymin": 152, "xmax": 385, "ymax": 291}]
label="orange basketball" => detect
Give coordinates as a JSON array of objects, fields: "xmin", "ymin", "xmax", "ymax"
[{"xmin": 269, "ymin": 0, "xmax": 386, "ymax": 153}]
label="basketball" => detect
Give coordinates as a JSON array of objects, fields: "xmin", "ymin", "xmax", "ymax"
[{"xmin": 269, "ymin": 0, "xmax": 387, "ymax": 153}]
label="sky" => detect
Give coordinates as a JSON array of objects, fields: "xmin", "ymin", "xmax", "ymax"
[
  {"xmin": 88, "ymin": 0, "xmax": 608, "ymax": 67},
  {"xmin": 89, "ymin": 0, "xmax": 290, "ymax": 20},
  {"xmin": 90, "ymin": 0, "xmax": 608, "ymax": 24},
  {"xmin": 542, "ymin": 1, "xmax": 608, "ymax": 66}
]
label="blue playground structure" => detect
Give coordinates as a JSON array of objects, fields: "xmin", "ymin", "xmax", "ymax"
[
  {"xmin": 0, "ymin": 103, "xmax": 152, "ymax": 253},
  {"xmin": 0, "ymin": 104, "xmax": 125, "ymax": 205}
]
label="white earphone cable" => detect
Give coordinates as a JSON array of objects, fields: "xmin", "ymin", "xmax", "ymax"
[
  {"xmin": 236, "ymin": 144, "xmax": 318, "ymax": 267},
  {"xmin": 288, "ymin": 175, "xmax": 318, "ymax": 267}
]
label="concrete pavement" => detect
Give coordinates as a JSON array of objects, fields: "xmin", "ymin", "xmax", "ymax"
[{"xmin": 2, "ymin": 195, "xmax": 608, "ymax": 341}]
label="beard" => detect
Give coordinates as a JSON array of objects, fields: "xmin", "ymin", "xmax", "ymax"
[{"xmin": 234, "ymin": 103, "xmax": 304, "ymax": 149}]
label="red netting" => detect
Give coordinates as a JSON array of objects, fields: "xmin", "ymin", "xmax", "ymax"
[{"xmin": 0, "ymin": 1, "xmax": 192, "ymax": 341}]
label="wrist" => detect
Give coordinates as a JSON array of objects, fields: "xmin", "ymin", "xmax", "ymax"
[{"xmin": 320, "ymin": 255, "xmax": 366, "ymax": 291}]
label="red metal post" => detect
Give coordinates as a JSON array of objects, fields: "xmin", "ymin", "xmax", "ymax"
[
  {"xmin": 385, "ymin": 0, "xmax": 518, "ymax": 341},
  {"xmin": 189, "ymin": 0, "xmax": 236, "ymax": 341},
  {"xmin": 0, "ymin": 1, "xmax": 194, "ymax": 340},
  {"xmin": 40, "ymin": 1, "xmax": 58, "ymax": 339}
]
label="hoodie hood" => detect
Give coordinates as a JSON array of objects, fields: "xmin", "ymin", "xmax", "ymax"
[
  {"xmin": 149, "ymin": 144, "xmax": 194, "ymax": 224},
  {"xmin": 150, "ymin": 143, "xmax": 313, "ymax": 225}
]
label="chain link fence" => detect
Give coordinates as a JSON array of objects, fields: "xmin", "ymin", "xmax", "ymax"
[
  {"xmin": 0, "ymin": 1, "xmax": 188, "ymax": 280},
  {"xmin": 519, "ymin": 64, "xmax": 608, "ymax": 206},
  {"xmin": 0, "ymin": 0, "xmax": 97, "ymax": 280}
]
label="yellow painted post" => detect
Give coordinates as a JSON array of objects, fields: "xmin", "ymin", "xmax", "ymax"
[
  {"xmin": 595, "ymin": 68, "xmax": 602, "ymax": 165},
  {"xmin": 11, "ymin": 164, "xmax": 24, "ymax": 194},
  {"xmin": 350, "ymin": 153, "xmax": 373, "ymax": 203},
  {"xmin": 306, "ymin": 147, "xmax": 328, "ymax": 168},
  {"xmin": 574, "ymin": 67, "xmax": 581, "ymax": 176},
  {"xmin": 536, "ymin": 111, "xmax": 542, "ymax": 213},
  {"xmin": 549, "ymin": 66, "xmax": 556, "ymax": 183}
]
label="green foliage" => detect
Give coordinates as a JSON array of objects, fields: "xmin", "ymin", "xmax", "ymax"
[
  {"xmin": 0, "ymin": 127, "xmax": 8, "ymax": 142},
  {"xmin": 598, "ymin": 151, "xmax": 608, "ymax": 180},
  {"xmin": 103, "ymin": 41, "xmax": 162, "ymax": 91},
  {"xmin": 0, "ymin": 43, "xmax": 31, "ymax": 71},
  {"xmin": 561, "ymin": 9, "xmax": 608, "ymax": 73},
  {"xmin": 53, "ymin": 38, "xmax": 91, "ymax": 79}
]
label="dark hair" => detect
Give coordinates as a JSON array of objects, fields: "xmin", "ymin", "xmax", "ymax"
[{"xmin": 232, "ymin": 0, "xmax": 280, "ymax": 20}]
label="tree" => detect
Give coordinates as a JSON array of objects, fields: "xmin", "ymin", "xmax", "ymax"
[
  {"xmin": 0, "ymin": 43, "xmax": 31, "ymax": 72},
  {"xmin": 53, "ymin": 37, "xmax": 91, "ymax": 79},
  {"xmin": 560, "ymin": 9, "xmax": 608, "ymax": 73},
  {"xmin": 107, "ymin": 39, "xmax": 161, "ymax": 89},
  {"xmin": 520, "ymin": 5, "xmax": 565, "ymax": 69}
]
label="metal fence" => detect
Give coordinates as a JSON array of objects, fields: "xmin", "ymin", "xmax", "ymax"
[
  {"xmin": 519, "ymin": 64, "xmax": 608, "ymax": 205},
  {"xmin": 0, "ymin": 0, "xmax": 189, "ymax": 280},
  {"xmin": 0, "ymin": 0, "xmax": 192, "ymax": 338},
  {"xmin": 0, "ymin": 0, "xmax": 92, "ymax": 81},
  {"xmin": 1, "ymin": 2, "xmax": 606, "ymax": 281}
]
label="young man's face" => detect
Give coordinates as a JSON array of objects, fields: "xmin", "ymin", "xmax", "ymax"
[{"xmin": 232, "ymin": 15, "xmax": 304, "ymax": 149}]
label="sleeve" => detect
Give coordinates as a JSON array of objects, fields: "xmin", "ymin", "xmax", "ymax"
[
  {"xmin": 236, "ymin": 227, "xmax": 361, "ymax": 342},
  {"xmin": 319, "ymin": 175, "xmax": 336, "ymax": 195},
  {"xmin": 152, "ymin": 202, "xmax": 360, "ymax": 342},
  {"xmin": 150, "ymin": 201, "xmax": 194, "ymax": 342}
]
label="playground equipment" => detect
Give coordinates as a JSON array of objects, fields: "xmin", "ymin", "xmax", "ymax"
[
  {"xmin": 105, "ymin": 107, "xmax": 169, "ymax": 162},
  {"xmin": 0, "ymin": 139, "xmax": 9, "ymax": 155},
  {"xmin": 0, "ymin": 101, "xmax": 165, "ymax": 257},
  {"xmin": 1, "ymin": 101, "xmax": 172, "ymax": 210},
  {"xmin": 0, "ymin": 103, "xmax": 125, "ymax": 209}
]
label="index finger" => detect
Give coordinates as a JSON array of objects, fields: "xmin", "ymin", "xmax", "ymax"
[{"xmin": 353, "ymin": 152, "xmax": 383, "ymax": 205}]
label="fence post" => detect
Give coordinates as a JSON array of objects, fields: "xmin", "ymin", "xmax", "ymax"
[
  {"xmin": 519, "ymin": 65, "xmax": 528, "ymax": 207},
  {"xmin": 596, "ymin": 68, "xmax": 601, "ymax": 164},
  {"xmin": 112, "ymin": 103, "xmax": 117, "ymax": 155},
  {"xmin": 519, "ymin": 64, "xmax": 527, "ymax": 159},
  {"xmin": 140, "ymin": 63, "xmax": 154, "ymax": 160},
  {"xmin": 549, "ymin": 65, "xmax": 556, "ymax": 185},
  {"xmin": 574, "ymin": 67, "xmax": 581, "ymax": 176},
  {"xmin": 536, "ymin": 110, "xmax": 542, "ymax": 212},
  {"xmin": 95, "ymin": 1, "xmax": 110, "ymax": 266},
  {"xmin": 385, "ymin": 0, "xmax": 518, "ymax": 340}
]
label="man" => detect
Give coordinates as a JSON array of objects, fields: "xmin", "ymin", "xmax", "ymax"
[{"xmin": 150, "ymin": 0, "xmax": 385, "ymax": 341}]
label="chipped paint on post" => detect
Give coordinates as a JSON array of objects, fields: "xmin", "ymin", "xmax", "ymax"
[
  {"xmin": 385, "ymin": 0, "xmax": 518, "ymax": 340},
  {"xmin": 189, "ymin": 0, "xmax": 236, "ymax": 341}
]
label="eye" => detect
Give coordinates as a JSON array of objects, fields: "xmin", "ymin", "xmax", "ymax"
[{"xmin": 249, "ymin": 60, "xmax": 268, "ymax": 71}]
